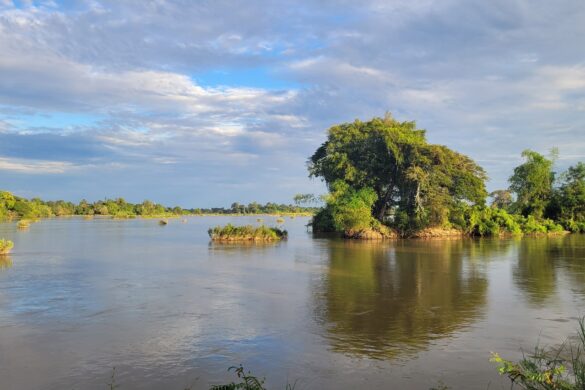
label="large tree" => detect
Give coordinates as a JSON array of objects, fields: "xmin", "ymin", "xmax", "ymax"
[{"xmin": 309, "ymin": 115, "xmax": 487, "ymax": 232}]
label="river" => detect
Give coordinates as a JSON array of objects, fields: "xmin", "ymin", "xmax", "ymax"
[{"xmin": 1, "ymin": 216, "xmax": 584, "ymax": 389}]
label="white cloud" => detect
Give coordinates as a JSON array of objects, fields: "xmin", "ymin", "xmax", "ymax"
[{"xmin": 0, "ymin": 157, "xmax": 78, "ymax": 174}]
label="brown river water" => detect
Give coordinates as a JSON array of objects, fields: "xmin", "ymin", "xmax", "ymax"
[{"xmin": 1, "ymin": 216, "xmax": 584, "ymax": 389}]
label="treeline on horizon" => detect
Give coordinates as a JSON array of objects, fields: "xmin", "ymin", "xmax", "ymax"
[
  {"xmin": 309, "ymin": 114, "xmax": 585, "ymax": 237},
  {"xmin": 0, "ymin": 193, "xmax": 319, "ymax": 220}
]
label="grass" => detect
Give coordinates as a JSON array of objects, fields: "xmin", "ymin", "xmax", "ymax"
[
  {"xmin": 276, "ymin": 218, "xmax": 285, "ymax": 224},
  {"xmin": 492, "ymin": 317, "xmax": 585, "ymax": 389},
  {"xmin": 0, "ymin": 238, "xmax": 14, "ymax": 254},
  {"xmin": 208, "ymin": 224, "xmax": 287, "ymax": 241}
]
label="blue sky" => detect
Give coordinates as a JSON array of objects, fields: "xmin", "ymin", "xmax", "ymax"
[{"xmin": 0, "ymin": 0, "xmax": 584, "ymax": 207}]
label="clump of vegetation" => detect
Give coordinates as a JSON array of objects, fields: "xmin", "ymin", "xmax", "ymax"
[
  {"xmin": 308, "ymin": 115, "xmax": 487, "ymax": 237},
  {"xmin": 0, "ymin": 239, "xmax": 14, "ymax": 254},
  {"xmin": 208, "ymin": 224, "xmax": 287, "ymax": 241},
  {"xmin": 310, "ymin": 180, "xmax": 395, "ymax": 238},
  {"xmin": 308, "ymin": 115, "xmax": 582, "ymax": 239},
  {"xmin": 210, "ymin": 365, "xmax": 267, "ymax": 390},
  {"xmin": 210, "ymin": 365, "xmax": 296, "ymax": 390},
  {"xmin": 491, "ymin": 318, "xmax": 585, "ymax": 389},
  {"xmin": 451, "ymin": 205, "xmax": 522, "ymax": 236},
  {"xmin": 159, "ymin": 219, "xmax": 168, "ymax": 225},
  {"xmin": 16, "ymin": 219, "xmax": 31, "ymax": 229},
  {"xmin": 195, "ymin": 200, "xmax": 318, "ymax": 216},
  {"xmin": 276, "ymin": 217, "xmax": 285, "ymax": 224}
]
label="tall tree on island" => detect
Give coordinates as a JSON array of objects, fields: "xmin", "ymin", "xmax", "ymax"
[{"xmin": 308, "ymin": 115, "xmax": 488, "ymax": 234}]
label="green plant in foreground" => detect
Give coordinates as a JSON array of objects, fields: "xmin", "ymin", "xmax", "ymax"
[
  {"xmin": 210, "ymin": 366, "xmax": 296, "ymax": 390},
  {"xmin": 210, "ymin": 365, "xmax": 267, "ymax": 390},
  {"xmin": 0, "ymin": 238, "xmax": 13, "ymax": 254},
  {"xmin": 492, "ymin": 318, "xmax": 585, "ymax": 389}
]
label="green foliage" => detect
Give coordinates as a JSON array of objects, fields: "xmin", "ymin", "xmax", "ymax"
[
  {"xmin": 548, "ymin": 162, "xmax": 585, "ymax": 232},
  {"xmin": 450, "ymin": 205, "xmax": 522, "ymax": 236},
  {"xmin": 210, "ymin": 366, "xmax": 267, "ymax": 390},
  {"xmin": 509, "ymin": 150, "xmax": 555, "ymax": 219},
  {"xmin": 0, "ymin": 190, "xmax": 193, "ymax": 219},
  {"xmin": 490, "ymin": 189, "xmax": 513, "ymax": 210},
  {"xmin": 520, "ymin": 216, "xmax": 564, "ymax": 234},
  {"xmin": 0, "ymin": 239, "xmax": 14, "ymax": 254},
  {"xmin": 208, "ymin": 224, "xmax": 288, "ymax": 241},
  {"xmin": 310, "ymin": 206, "xmax": 336, "ymax": 232},
  {"xmin": 209, "ymin": 365, "xmax": 296, "ymax": 390},
  {"xmin": 308, "ymin": 115, "xmax": 487, "ymax": 233},
  {"xmin": 491, "ymin": 318, "xmax": 585, "ymax": 389},
  {"xmin": 327, "ymin": 181, "xmax": 378, "ymax": 232},
  {"xmin": 310, "ymin": 180, "xmax": 380, "ymax": 234},
  {"xmin": 293, "ymin": 193, "xmax": 317, "ymax": 206}
]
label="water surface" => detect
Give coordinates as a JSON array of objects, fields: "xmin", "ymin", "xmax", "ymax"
[{"xmin": 1, "ymin": 217, "xmax": 584, "ymax": 389}]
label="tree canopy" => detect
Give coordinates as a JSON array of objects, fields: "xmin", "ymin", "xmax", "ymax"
[
  {"xmin": 508, "ymin": 149, "xmax": 555, "ymax": 218},
  {"xmin": 309, "ymin": 115, "xmax": 488, "ymax": 233}
]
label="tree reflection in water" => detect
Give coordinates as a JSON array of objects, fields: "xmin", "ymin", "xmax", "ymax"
[
  {"xmin": 0, "ymin": 255, "xmax": 12, "ymax": 270},
  {"xmin": 514, "ymin": 235, "xmax": 585, "ymax": 305},
  {"xmin": 313, "ymin": 239, "xmax": 490, "ymax": 360}
]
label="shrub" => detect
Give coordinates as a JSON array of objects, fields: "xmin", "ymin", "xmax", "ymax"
[
  {"xmin": 451, "ymin": 205, "xmax": 522, "ymax": 236},
  {"xmin": 311, "ymin": 180, "xmax": 379, "ymax": 233},
  {"xmin": 492, "ymin": 318, "xmax": 585, "ymax": 389},
  {"xmin": 208, "ymin": 224, "xmax": 287, "ymax": 241},
  {"xmin": 310, "ymin": 207, "xmax": 336, "ymax": 232}
]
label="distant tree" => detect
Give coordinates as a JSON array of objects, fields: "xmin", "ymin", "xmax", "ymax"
[
  {"xmin": 490, "ymin": 190, "xmax": 513, "ymax": 210},
  {"xmin": 509, "ymin": 149, "xmax": 555, "ymax": 218},
  {"xmin": 549, "ymin": 162, "xmax": 585, "ymax": 226},
  {"xmin": 293, "ymin": 193, "xmax": 316, "ymax": 206}
]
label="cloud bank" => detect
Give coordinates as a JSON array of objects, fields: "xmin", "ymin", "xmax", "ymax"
[{"xmin": 0, "ymin": 0, "xmax": 584, "ymax": 205}]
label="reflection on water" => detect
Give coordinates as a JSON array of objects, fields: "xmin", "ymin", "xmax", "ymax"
[
  {"xmin": 314, "ymin": 240, "xmax": 489, "ymax": 359},
  {"xmin": 514, "ymin": 235, "xmax": 585, "ymax": 304},
  {"xmin": 0, "ymin": 255, "xmax": 12, "ymax": 270}
]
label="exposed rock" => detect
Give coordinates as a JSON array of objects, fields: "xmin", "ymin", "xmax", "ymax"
[
  {"xmin": 409, "ymin": 227, "xmax": 463, "ymax": 239},
  {"xmin": 344, "ymin": 226, "xmax": 398, "ymax": 240}
]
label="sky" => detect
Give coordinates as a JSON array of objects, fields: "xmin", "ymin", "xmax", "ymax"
[{"xmin": 0, "ymin": 0, "xmax": 584, "ymax": 207}]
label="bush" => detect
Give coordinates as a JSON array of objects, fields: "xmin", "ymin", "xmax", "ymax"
[
  {"xmin": 310, "ymin": 207, "xmax": 336, "ymax": 232},
  {"xmin": 492, "ymin": 318, "xmax": 585, "ymax": 389},
  {"xmin": 311, "ymin": 180, "xmax": 380, "ymax": 234},
  {"xmin": 563, "ymin": 219, "xmax": 585, "ymax": 233},
  {"xmin": 208, "ymin": 224, "xmax": 287, "ymax": 241},
  {"xmin": 451, "ymin": 205, "xmax": 522, "ymax": 236},
  {"xmin": 520, "ymin": 216, "xmax": 564, "ymax": 234}
]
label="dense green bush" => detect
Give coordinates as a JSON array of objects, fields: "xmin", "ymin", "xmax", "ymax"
[
  {"xmin": 208, "ymin": 224, "xmax": 288, "ymax": 241},
  {"xmin": 450, "ymin": 205, "xmax": 522, "ymax": 236},
  {"xmin": 311, "ymin": 180, "xmax": 380, "ymax": 233},
  {"xmin": 519, "ymin": 215, "xmax": 564, "ymax": 234},
  {"xmin": 565, "ymin": 219, "xmax": 585, "ymax": 233}
]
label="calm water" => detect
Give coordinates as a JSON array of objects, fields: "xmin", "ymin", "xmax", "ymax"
[{"xmin": 1, "ymin": 217, "xmax": 584, "ymax": 389}]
